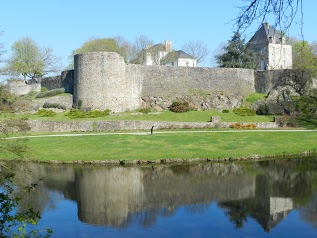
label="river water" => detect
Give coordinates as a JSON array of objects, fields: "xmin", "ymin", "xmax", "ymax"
[{"xmin": 2, "ymin": 157, "xmax": 317, "ymax": 237}]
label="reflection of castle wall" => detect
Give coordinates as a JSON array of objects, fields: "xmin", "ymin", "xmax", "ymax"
[
  {"xmin": 142, "ymin": 163, "xmax": 256, "ymax": 210},
  {"xmin": 76, "ymin": 167, "xmax": 144, "ymax": 226},
  {"xmin": 73, "ymin": 163, "xmax": 256, "ymax": 227},
  {"xmin": 7, "ymin": 159, "xmax": 316, "ymax": 230}
]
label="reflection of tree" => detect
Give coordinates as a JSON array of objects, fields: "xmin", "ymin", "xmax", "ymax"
[
  {"xmin": 297, "ymin": 189, "xmax": 317, "ymax": 228},
  {"xmin": 184, "ymin": 203, "xmax": 210, "ymax": 215},
  {"xmin": 219, "ymin": 199, "xmax": 254, "ymax": 228},
  {"xmin": 0, "ymin": 162, "xmax": 50, "ymax": 216},
  {"xmin": 129, "ymin": 207, "xmax": 177, "ymax": 228}
]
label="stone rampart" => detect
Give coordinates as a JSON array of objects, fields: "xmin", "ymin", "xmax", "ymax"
[
  {"xmin": 255, "ymin": 69, "xmax": 314, "ymax": 94},
  {"xmin": 73, "ymin": 52, "xmax": 255, "ymax": 112},
  {"xmin": 141, "ymin": 66, "xmax": 255, "ymax": 97},
  {"xmin": 6, "ymin": 80, "xmax": 41, "ymax": 96},
  {"xmin": 74, "ymin": 52, "xmax": 142, "ymax": 112},
  {"xmin": 40, "ymin": 70, "xmax": 74, "ymax": 94},
  {"xmin": 38, "ymin": 52, "xmax": 313, "ymax": 113},
  {"xmin": 25, "ymin": 120, "xmax": 278, "ymax": 133},
  {"xmin": 32, "ymin": 94, "xmax": 73, "ymax": 110}
]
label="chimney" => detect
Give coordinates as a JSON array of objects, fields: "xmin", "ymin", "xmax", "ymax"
[
  {"xmin": 264, "ymin": 22, "xmax": 269, "ymax": 29},
  {"xmin": 165, "ymin": 40, "xmax": 172, "ymax": 52}
]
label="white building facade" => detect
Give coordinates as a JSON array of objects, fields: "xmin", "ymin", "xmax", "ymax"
[
  {"xmin": 142, "ymin": 41, "xmax": 196, "ymax": 67},
  {"xmin": 249, "ymin": 23, "xmax": 292, "ymax": 70}
]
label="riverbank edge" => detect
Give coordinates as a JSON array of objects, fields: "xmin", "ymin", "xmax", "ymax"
[{"xmin": 2, "ymin": 149, "xmax": 316, "ymax": 166}]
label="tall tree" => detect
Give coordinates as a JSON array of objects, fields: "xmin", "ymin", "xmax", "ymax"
[
  {"xmin": 182, "ymin": 40, "xmax": 210, "ymax": 65},
  {"xmin": 71, "ymin": 38, "xmax": 127, "ymax": 62},
  {"xmin": 235, "ymin": 0, "xmax": 303, "ymax": 34},
  {"xmin": 7, "ymin": 37, "xmax": 60, "ymax": 80},
  {"xmin": 0, "ymin": 31, "xmax": 4, "ymax": 62},
  {"xmin": 292, "ymin": 41, "xmax": 317, "ymax": 77},
  {"xmin": 215, "ymin": 32, "xmax": 257, "ymax": 69}
]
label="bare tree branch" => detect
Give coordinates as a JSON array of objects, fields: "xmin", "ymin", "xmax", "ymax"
[
  {"xmin": 182, "ymin": 41, "xmax": 210, "ymax": 65},
  {"xmin": 235, "ymin": 0, "xmax": 303, "ymax": 36}
]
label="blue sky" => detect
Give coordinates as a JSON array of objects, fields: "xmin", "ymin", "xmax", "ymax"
[{"xmin": 0, "ymin": 0, "xmax": 316, "ymax": 76}]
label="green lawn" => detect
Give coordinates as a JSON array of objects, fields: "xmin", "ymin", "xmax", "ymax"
[
  {"xmin": 2, "ymin": 130, "xmax": 315, "ymax": 161},
  {"xmin": 1, "ymin": 110, "xmax": 275, "ymax": 122}
]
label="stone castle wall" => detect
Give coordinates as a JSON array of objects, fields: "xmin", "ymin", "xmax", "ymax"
[
  {"xmin": 254, "ymin": 69, "xmax": 315, "ymax": 94},
  {"xmin": 74, "ymin": 52, "xmax": 142, "ymax": 112},
  {"xmin": 26, "ymin": 120, "xmax": 278, "ymax": 133},
  {"xmin": 37, "ymin": 52, "xmax": 313, "ymax": 113},
  {"xmin": 40, "ymin": 70, "xmax": 74, "ymax": 94},
  {"xmin": 141, "ymin": 66, "xmax": 255, "ymax": 98},
  {"xmin": 73, "ymin": 52, "xmax": 256, "ymax": 112},
  {"xmin": 6, "ymin": 80, "xmax": 41, "ymax": 96}
]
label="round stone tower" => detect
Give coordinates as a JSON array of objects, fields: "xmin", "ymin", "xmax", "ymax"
[{"xmin": 74, "ymin": 52, "xmax": 142, "ymax": 112}]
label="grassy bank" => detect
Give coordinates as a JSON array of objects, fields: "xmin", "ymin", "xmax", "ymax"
[{"xmin": 2, "ymin": 130, "xmax": 316, "ymax": 161}]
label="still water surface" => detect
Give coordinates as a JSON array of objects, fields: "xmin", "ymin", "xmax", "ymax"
[{"xmin": 4, "ymin": 158, "xmax": 317, "ymax": 237}]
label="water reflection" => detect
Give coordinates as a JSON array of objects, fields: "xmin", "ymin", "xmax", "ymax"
[{"xmin": 2, "ymin": 157, "xmax": 317, "ymax": 234}]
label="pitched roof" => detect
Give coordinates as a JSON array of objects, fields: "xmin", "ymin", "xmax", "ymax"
[
  {"xmin": 162, "ymin": 50, "xmax": 195, "ymax": 63},
  {"xmin": 147, "ymin": 43, "xmax": 165, "ymax": 52},
  {"xmin": 248, "ymin": 23, "xmax": 286, "ymax": 45}
]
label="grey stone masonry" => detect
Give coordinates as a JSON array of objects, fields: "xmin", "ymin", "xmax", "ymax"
[
  {"xmin": 24, "ymin": 120, "xmax": 279, "ymax": 133},
  {"xmin": 74, "ymin": 52, "xmax": 142, "ymax": 112},
  {"xmin": 73, "ymin": 52, "xmax": 255, "ymax": 112}
]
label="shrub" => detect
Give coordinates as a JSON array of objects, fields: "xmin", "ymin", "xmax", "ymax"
[
  {"xmin": 222, "ymin": 109, "xmax": 229, "ymax": 113},
  {"xmin": 35, "ymin": 109, "xmax": 56, "ymax": 117},
  {"xmin": 233, "ymin": 107, "xmax": 256, "ymax": 116},
  {"xmin": 64, "ymin": 109, "xmax": 111, "ymax": 118},
  {"xmin": 41, "ymin": 87, "xmax": 47, "ymax": 92},
  {"xmin": 256, "ymin": 104, "xmax": 269, "ymax": 115},
  {"xmin": 169, "ymin": 101, "xmax": 190, "ymax": 113},
  {"xmin": 64, "ymin": 109, "xmax": 83, "ymax": 118},
  {"xmin": 229, "ymin": 123, "xmax": 257, "ymax": 129},
  {"xmin": 35, "ymin": 88, "xmax": 65, "ymax": 98},
  {"xmin": 43, "ymin": 102, "xmax": 66, "ymax": 110},
  {"xmin": 85, "ymin": 109, "xmax": 111, "ymax": 118},
  {"xmin": 138, "ymin": 108, "xmax": 151, "ymax": 114}
]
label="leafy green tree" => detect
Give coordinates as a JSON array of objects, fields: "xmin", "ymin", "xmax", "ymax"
[
  {"xmin": 295, "ymin": 89, "xmax": 317, "ymax": 128},
  {"xmin": 280, "ymin": 40, "xmax": 317, "ymax": 127},
  {"xmin": 0, "ymin": 173, "xmax": 53, "ymax": 238},
  {"xmin": 215, "ymin": 32, "xmax": 257, "ymax": 69},
  {"xmin": 0, "ymin": 107, "xmax": 52, "ymax": 237},
  {"xmin": 7, "ymin": 37, "xmax": 60, "ymax": 80},
  {"xmin": 71, "ymin": 38, "xmax": 127, "ymax": 62},
  {"xmin": 293, "ymin": 41, "xmax": 317, "ymax": 78}
]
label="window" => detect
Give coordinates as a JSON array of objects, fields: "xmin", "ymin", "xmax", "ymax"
[{"xmin": 283, "ymin": 48, "xmax": 286, "ymax": 58}]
